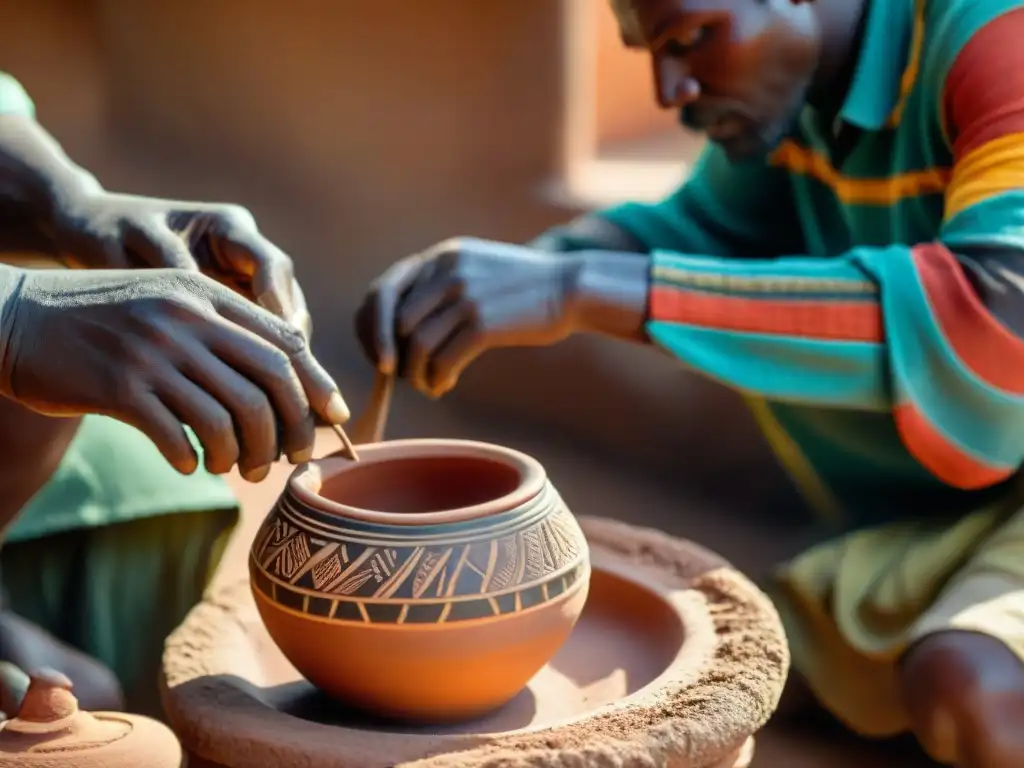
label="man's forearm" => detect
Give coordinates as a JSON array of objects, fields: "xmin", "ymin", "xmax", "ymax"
[
  {"xmin": 0, "ymin": 401, "xmax": 80, "ymax": 541},
  {"xmin": 0, "ymin": 116, "xmax": 101, "ymax": 256},
  {"xmin": 0, "ymin": 261, "xmax": 76, "ymax": 537}
]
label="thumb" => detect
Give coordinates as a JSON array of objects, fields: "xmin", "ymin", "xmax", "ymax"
[
  {"xmin": 250, "ymin": 258, "xmax": 295, "ymax": 322},
  {"xmin": 366, "ymin": 255, "xmax": 429, "ymax": 375}
]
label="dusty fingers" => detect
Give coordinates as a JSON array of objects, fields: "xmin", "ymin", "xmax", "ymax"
[
  {"xmin": 131, "ymin": 275, "xmax": 347, "ymax": 480},
  {"xmin": 355, "ymin": 253, "xmax": 429, "ymax": 376},
  {"xmin": 213, "ymin": 295, "xmax": 347, "ymax": 418},
  {"xmin": 177, "ymin": 204, "xmax": 307, "ymax": 331},
  {"xmin": 396, "ymin": 241, "xmax": 522, "ymax": 397}
]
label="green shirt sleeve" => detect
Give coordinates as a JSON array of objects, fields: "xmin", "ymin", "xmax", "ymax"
[
  {"xmin": 596, "ymin": 143, "xmax": 807, "ymax": 258},
  {"xmin": 0, "ymin": 72, "xmax": 35, "ymax": 119}
]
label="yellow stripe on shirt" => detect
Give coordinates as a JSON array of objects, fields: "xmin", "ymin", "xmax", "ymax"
[
  {"xmin": 770, "ymin": 141, "xmax": 950, "ymax": 206},
  {"xmin": 944, "ymin": 131, "xmax": 1024, "ymax": 219}
]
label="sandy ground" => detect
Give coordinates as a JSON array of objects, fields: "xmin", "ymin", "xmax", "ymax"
[{"xmin": 213, "ymin": 428, "xmax": 938, "ymax": 768}]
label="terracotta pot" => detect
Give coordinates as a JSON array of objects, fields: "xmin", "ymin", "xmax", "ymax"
[
  {"xmin": 167, "ymin": 517, "xmax": 788, "ymax": 768},
  {"xmin": 0, "ymin": 670, "xmax": 181, "ymax": 768},
  {"xmin": 248, "ymin": 438, "xmax": 591, "ymax": 723}
]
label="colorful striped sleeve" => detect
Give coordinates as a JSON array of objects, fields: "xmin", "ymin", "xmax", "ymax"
[
  {"xmin": 647, "ymin": 5, "xmax": 1024, "ymax": 492},
  {"xmin": 595, "ymin": 142, "xmax": 807, "ymax": 258},
  {"xmin": 0, "ymin": 72, "xmax": 35, "ymax": 118}
]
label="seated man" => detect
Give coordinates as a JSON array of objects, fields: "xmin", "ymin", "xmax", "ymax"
[
  {"xmin": 0, "ymin": 71, "xmax": 349, "ymax": 716},
  {"xmin": 356, "ymin": 0, "xmax": 1024, "ymax": 765}
]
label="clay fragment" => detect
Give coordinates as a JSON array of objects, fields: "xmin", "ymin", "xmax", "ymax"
[{"xmin": 0, "ymin": 668, "xmax": 182, "ymax": 768}]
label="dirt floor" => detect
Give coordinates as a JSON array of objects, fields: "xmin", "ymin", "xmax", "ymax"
[{"xmin": 215, "ymin": 428, "xmax": 939, "ymax": 768}]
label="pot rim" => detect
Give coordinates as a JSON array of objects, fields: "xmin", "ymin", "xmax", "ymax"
[{"xmin": 288, "ymin": 438, "xmax": 547, "ymax": 525}]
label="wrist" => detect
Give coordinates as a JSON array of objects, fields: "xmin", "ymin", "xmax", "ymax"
[
  {"xmin": 36, "ymin": 167, "xmax": 104, "ymax": 258},
  {"xmin": 565, "ymin": 250, "xmax": 651, "ymax": 341},
  {"xmin": 0, "ymin": 116, "xmax": 102, "ymax": 257}
]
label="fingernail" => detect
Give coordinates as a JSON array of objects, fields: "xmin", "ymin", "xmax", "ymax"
[
  {"xmin": 242, "ymin": 464, "xmax": 272, "ymax": 483},
  {"xmin": 289, "ymin": 445, "xmax": 315, "ymax": 465},
  {"xmin": 325, "ymin": 391, "xmax": 350, "ymax": 424}
]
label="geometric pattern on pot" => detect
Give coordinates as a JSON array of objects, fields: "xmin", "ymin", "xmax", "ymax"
[{"xmin": 250, "ymin": 481, "xmax": 588, "ymax": 625}]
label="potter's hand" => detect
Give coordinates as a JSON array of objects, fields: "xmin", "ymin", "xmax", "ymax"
[
  {"xmin": 51, "ymin": 192, "xmax": 312, "ymax": 339},
  {"xmin": 0, "ymin": 267, "xmax": 350, "ymax": 481},
  {"xmin": 357, "ymin": 236, "xmax": 632, "ymax": 398},
  {"xmin": 0, "ymin": 116, "xmax": 310, "ymax": 337},
  {"xmin": 357, "ymin": 238, "xmax": 652, "ymax": 397}
]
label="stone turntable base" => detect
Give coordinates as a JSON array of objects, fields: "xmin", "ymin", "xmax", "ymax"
[{"xmin": 160, "ymin": 516, "xmax": 788, "ymax": 768}]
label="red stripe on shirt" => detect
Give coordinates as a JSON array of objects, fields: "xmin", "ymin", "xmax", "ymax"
[
  {"xmin": 894, "ymin": 401, "xmax": 1012, "ymax": 489},
  {"xmin": 649, "ymin": 285, "xmax": 882, "ymax": 341},
  {"xmin": 913, "ymin": 242, "xmax": 1024, "ymax": 393},
  {"xmin": 944, "ymin": 7, "xmax": 1024, "ymax": 159}
]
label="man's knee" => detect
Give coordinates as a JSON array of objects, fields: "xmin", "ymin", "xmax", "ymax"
[{"xmin": 900, "ymin": 630, "xmax": 1024, "ymax": 767}]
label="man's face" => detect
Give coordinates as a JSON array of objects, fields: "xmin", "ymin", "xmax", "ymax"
[{"xmin": 612, "ymin": 0, "xmax": 822, "ymax": 160}]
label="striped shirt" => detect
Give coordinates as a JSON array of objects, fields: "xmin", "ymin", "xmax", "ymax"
[{"xmin": 597, "ymin": 0, "xmax": 1024, "ymax": 526}]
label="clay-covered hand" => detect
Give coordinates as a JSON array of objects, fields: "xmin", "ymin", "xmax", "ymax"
[
  {"xmin": 0, "ymin": 267, "xmax": 350, "ymax": 481},
  {"xmin": 356, "ymin": 237, "xmax": 584, "ymax": 398},
  {"xmin": 51, "ymin": 192, "xmax": 312, "ymax": 338}
]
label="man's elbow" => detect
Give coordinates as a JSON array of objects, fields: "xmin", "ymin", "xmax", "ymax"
[{"xmin": 951, "ymin": 243, "xmax": 1024, "ymax": 339}]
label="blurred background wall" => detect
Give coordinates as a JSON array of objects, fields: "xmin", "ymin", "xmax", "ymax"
[{"xmin": 0, "ymin": 0, "xmax": 810, "ymax": 572}]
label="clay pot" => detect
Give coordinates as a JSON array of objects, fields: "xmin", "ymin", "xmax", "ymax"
[
  {"xmin": 0, "ymin": 670, "xmax": 181, "ymax": 767},
  {"xmin": 248, "ymin": 439, "xmax": 591, "ymax": 723},
  {"xmin": 166, "ymin": 517, "xmax": 789, "ymax": 768}
]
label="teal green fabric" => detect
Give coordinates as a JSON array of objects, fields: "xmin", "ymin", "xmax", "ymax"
[
  {"xmin": 599, "ymin": 142, "xmax": 808, "ymax": 258},
  {"xmin": 0, "ymin": 72, "xmax": 34, "ymax": 118},
  {"xmin": 1, "ymin": 416, "xmax": 240, "ymax": 715},
  {"xmin": 836, "ymin": 0, "xmax": 914, "ymax": 131},
  {"xmin": 593, "ymin": 0, "xmax": 1024, "ymax": 528},
  {"xmin": 6, "ymin": 415, "xmax": 239, "ymax": 543},
  {"xmin": 1, "ymin": 507, "xmax": 238, "ymax": 718}
]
